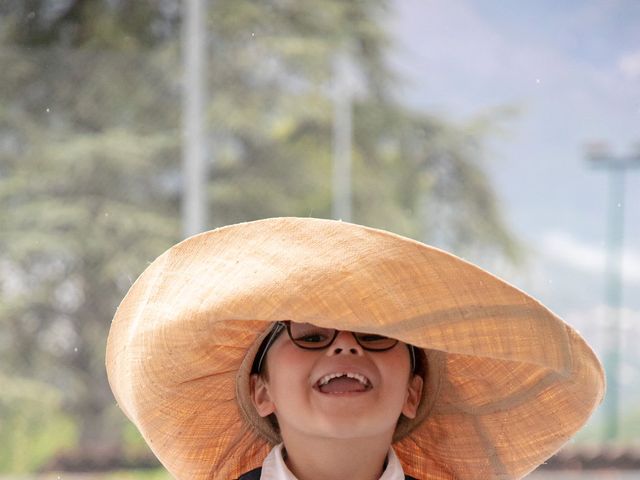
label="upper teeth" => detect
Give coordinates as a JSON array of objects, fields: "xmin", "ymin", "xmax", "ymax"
[{"xmin": 318, "ymin": 372, "xmax": 370, "ymax": 386}]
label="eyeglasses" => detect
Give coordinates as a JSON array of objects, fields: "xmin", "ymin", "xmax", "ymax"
[{"xmin": 254, "ymin": 321, "xmax": 415, "ymax": 373}]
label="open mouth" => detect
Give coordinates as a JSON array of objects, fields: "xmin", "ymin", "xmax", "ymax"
[{"xmin": 315, "ymin": 372, "xmax": 373, "ymax": 394}]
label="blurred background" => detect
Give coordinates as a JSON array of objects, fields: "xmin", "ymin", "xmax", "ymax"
[{"xmin": 0, "ymin": 0, "xmax": 638, "ymax": 478}]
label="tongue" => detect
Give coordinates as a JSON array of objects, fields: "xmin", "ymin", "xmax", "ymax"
[{"xmin": 319, "ymin": 377, "xmax": 368, "ymax": 393}]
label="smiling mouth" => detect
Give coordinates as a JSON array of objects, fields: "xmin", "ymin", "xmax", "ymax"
[{"xmin": 315, "ymin": 372, "xmax": 372, "ymax": 394}]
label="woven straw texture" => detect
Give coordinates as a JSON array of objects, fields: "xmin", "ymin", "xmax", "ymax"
[{"xmin": 106, "ymin": 217, "xmax": 604, "ymax": 479}]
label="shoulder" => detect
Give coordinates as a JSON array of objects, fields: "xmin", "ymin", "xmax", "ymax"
[{"xmin": 237, "ymin": 467, "xmax": 262, "ymax": 479}]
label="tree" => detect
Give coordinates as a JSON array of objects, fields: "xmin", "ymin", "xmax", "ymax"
[{"xmin": 0, "ymin": 0, "xmax": 519, "ymax": 463}]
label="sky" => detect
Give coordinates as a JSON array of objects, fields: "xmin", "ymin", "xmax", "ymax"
[{"xmin": 387, "ymin": 0, "xmax": 640, "ymax": 412}]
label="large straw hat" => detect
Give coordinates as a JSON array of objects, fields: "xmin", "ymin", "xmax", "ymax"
[{"xmin": 106, "ymin": 217, "xmax": 604, "ymax": 480}]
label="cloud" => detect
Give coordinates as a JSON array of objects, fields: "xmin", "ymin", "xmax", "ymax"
[
  {"xmin": 564, "ymin": 304, "xmax": 640, "ymax": 336},
  {"xmin": 563, "ymin": 304, "xmax": 640, "ymax": 389},
  {"xmin": 388, "ymin": 0, "xmax": 551, "ymax": 115},
  {"xmin": 389, "ymin": 0, "xmax": 640, "ymax": 142},
  {"xmin": 541, "ymin": 231, "xmax": 640, "ymax": 283},
  {"xmin": 618, "ymin": 50, "xmax": 640, "ymax": 79}
]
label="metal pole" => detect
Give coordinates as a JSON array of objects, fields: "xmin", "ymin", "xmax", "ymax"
[
  {"xmin": 603, "ymin": 167, "xmax": 625, "ymax": 440},
  {"xmin": 586, "ymin": 144, "xmax": 640, "ymax": 441},
  {"xmin": 182, "ymin": 0, "xmax": 207, "ymax": 238},
  {"xmin": 332, "ymin": 51, "xmax": 352, "ymax": 222}
]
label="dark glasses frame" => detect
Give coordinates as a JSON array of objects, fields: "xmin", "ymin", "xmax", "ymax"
[{"xmin": 254, "ymin": 321, "xmax": 416, "ymax": 374}]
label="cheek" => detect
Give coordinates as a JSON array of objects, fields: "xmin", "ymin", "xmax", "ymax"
[
  {"xmin": 385, "ymin": 347, "xmax": 412, "ymax": 376},
  {"xmin": 265, "ymin": 344, "xmax": 314, "ymax": 398},
  {"xmin": 380, "ymin": 351, "xmax": 413, "ymax": 398}
]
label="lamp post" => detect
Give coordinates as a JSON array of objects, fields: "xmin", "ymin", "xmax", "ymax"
[
  {"xmin": 585, "ymin": 142, "xmax": 640, "ymax": 440},
  {"xmin": 332, "ymin": 50, "xmax": 353, "ymax": 222},
  {"xmin": 182, "ymin": 0, "xmax": 207, "ymax": 238}
]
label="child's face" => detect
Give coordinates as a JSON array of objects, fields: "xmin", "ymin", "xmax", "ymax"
[{"xmin": 251, "ymin": 323, "xmax": 423, "ymax": 443}]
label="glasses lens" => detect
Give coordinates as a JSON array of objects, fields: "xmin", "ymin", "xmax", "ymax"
[
  {"xmin": 353, "ymin": 332, "xmax": 398, "ymax": 350},
  {"xmin": 288, "ymin": 322, "xmax": 336, "ymax": 348}
]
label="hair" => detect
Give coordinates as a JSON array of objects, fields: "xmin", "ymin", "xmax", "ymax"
[
  {"xmin": 411, "ymin": 346, "xmax": 427, "ymax": 381},
  {"xmin": 251, "ymin": 323, "xmax": 284, "ymax": 380}
]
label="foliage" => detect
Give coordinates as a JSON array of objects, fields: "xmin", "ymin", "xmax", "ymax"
[
  {"xmin": 0, "ymin": 0, "xmax": 520, "ymax": 471},
  {"xmin": 0, "ymin": 3, "xmax": 182, "ymax": 453},
  {"xmin": 573, "ymin": 406, "xmax": 640, "ymax": 445},
  {"xmin": 0, "ymin": 374, "xmax": 76, "ymax": 473}
]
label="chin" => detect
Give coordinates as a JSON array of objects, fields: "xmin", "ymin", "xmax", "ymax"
[{"xmin": 312, "ymin": 415, "xmax": 398, "ymax": 440}]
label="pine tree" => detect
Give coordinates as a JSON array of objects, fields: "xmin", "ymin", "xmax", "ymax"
[{"xmin": 0, "ymin": 0, "xmax": 519, "ymax": 461}]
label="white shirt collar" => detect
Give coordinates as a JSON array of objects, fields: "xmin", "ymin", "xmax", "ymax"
[{"xmin": 260, "ymin": 443, "xmax": 406, "ymax": 480}]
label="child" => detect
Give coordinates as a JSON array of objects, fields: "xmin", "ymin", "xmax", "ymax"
[
  {"xmin": 106, "ymin": 217, "xmax": 604, "ymax": 479},
  {"xmin": 245, "ymin": 320, "xmax": 425, "ymax": 479}
]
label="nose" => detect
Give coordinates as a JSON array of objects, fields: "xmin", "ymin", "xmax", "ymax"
[{"xmin": 327, "ymin": 330, "xmax": 363, "ymax": 357}]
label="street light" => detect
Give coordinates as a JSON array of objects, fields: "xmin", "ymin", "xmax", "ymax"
[
  {"xmin": 332, "ymin": 50, "xmax": 353, "ymax": 222},
  {"xmin": 585, "ymin": 141, "xmax": 640, "ymax": 441},
  {"xmin": 182, "ymin": 0, "xmax": 207, "ymax": 238}
]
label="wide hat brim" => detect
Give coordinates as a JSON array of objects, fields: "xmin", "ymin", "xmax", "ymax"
[{"xmin": 106, "ymin": 217, "xmax": 604, "ymax": 479}]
